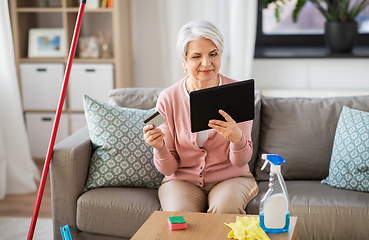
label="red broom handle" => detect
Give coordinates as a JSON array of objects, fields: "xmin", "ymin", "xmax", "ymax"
[{"xmin": 27, "ymin": 1, "xmax": 86, "ymax": 240}]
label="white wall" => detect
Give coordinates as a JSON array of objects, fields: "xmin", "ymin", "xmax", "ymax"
[
  {"xmin": 130, "ymin": 0, "xmax": 173, "ymax": 88},
  {"xmin": 252, "ymin": 58, "xmax": 369, "ymax": 97}
]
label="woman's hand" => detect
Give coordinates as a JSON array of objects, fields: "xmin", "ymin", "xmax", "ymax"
[
  {"xmin": 143, "ymin": 125, "xmax": 165, "ymax": 149},
  {"xmin": 208, "ymin": 109, "xmax": 243, "ymax": 143}
]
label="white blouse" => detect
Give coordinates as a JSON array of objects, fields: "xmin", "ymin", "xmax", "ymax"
[{"xmin": 182, "ymin": 75, "xmax": 222, "ymax": 148}]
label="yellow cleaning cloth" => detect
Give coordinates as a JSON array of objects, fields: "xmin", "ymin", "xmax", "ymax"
[{"xmin": 225, "ymin": 216, "xmax": 270, "ymax": 240}]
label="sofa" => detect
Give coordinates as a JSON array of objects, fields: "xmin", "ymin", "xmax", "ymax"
[{"xmin": 50, "ymin": 87, "xmax": 369, "ymax": 240}]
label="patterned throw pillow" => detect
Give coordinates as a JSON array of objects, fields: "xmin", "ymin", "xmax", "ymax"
[
  {"xmin": 321, "ymin": 106, "xmax": 369, "ymax": 192},
  {"xmin": 83, "ymin": 95, "xmax": 164, "ymax": 191}
]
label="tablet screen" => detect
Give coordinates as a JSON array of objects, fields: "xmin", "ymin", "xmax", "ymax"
[{"xmin": 189, "ymin": 79, "xmax": 254, "ymax": 132}]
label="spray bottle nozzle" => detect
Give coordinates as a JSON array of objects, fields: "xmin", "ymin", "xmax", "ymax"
[{"xmin": 261, "ymin": 154, "xmax": 286, "ymax": 171}]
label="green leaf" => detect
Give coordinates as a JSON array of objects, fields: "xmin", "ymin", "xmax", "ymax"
[
  {"xmin": 323, "ymin": 0, "xmax": 339, "ymax": 21},
  {"xmin": 339, "ymin": 0, "xmax": 349, "ymax": 21},
  {"xmin": 262, "ymin": 0, "xmax": 278, "ymax": 9},
  {"xmin": 293, "ymin": 0, "xmax": 307, "ymax": 22},
  {"xmin": 348, "ymin": 0, "xmax": 369, "ymax": 20},
  {"xmin": 311, "ymin": 0, "xmax": 335, "ymax": 21},
  {"xmin": 275, "ymin": 6, "xmax": 281, "ymax": 22}
]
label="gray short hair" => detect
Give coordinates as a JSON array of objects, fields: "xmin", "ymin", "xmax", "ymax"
[{"xmin": 177, "ymin": 20, "xmax": 224, "ymax": 63}]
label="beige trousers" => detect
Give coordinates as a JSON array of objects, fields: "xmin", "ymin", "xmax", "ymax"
[{"xmin": 158, "ymin": 172, "xmax": 259, "ymax": 214}]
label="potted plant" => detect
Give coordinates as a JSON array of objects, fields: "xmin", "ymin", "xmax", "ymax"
[{"xmin": 263, "ymin": 0, "xmax": 369, "ymax": 53}]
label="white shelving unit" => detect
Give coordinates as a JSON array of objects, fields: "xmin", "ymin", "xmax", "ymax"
[{"xmin": 9, "ymin": 0, "xmax": 133, "ymax": 159}]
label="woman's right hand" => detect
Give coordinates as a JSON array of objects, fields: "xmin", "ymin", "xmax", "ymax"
[{"xmin": 143, "ymin": 125, "xmax": 165, "ymax": 149}]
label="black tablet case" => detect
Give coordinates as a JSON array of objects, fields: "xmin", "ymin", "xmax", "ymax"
[{"xmin": 189, "ymin": 79, "xmax": 254, "ymax": 132}]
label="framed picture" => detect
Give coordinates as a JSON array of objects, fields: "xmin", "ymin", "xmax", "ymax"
[{"xmin": 28, "ymin": 28, "xmax": 66, "ymax": 58}]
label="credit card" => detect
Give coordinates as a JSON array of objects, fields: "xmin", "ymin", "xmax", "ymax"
[{"xmin": 143, "ymin": 111, "xmax": 165, "ymax": 128}]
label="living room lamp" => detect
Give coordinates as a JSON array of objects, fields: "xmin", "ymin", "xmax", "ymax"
[{"xmin": 27, "ymin": 1, "xmax": 87, "ymax": 239}]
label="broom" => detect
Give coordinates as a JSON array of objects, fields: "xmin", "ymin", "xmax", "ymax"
[{"xmin": 27, "ymin": 1, "xmax": 87, "ymax": 239}]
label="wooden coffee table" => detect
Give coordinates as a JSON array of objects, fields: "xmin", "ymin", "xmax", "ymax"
[{"xmin": 131, "ymin": 211, "xmax": 298, "ymax": 240}]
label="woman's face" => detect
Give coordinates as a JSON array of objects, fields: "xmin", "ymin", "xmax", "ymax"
[{"xmin": 184, "ymin": 38, "xmax": 221, "ymax": 84}]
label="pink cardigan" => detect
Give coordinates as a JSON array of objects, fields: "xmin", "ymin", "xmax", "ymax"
[{"xmin": 154, "ymin": 74, "xmax": 253, "ymax": 187}]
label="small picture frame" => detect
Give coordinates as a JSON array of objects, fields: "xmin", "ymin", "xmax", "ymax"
[
  {"xmin": 78, "ymin": 36, "xmax": 100, "ymax": 58},
  {"xmin": 28, "ymin": 28, "xmax": 66, "ymax": 58}
]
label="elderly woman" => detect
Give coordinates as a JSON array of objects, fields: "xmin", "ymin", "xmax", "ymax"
[{"xmin": 143, "ymin": 20, "xmax": 258, "ymax": 214}]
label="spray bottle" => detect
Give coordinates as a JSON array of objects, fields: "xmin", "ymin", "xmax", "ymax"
[{"xmin": 259, "ymin": 154, "xmax": 290, "ymax": 233}]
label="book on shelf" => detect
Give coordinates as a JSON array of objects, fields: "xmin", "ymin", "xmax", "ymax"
[
  {"xmin": 107, "ymin": 0, "xmax": 113, "ymax": 8},
  {"xmin": 85, "ymin": 0, "xmax": 99, "ymax": 9},
  {"xmin": 101, "ymin": 0, "xmax": 108, "ymax": 8}
]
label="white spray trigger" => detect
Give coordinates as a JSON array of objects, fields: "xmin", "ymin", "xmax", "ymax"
[
  {"xmin": 261, "ymin": 154, "xmax": 269, "ymax": 170},
  {"xmin": 261, "ymin": 160, "xmax": 269, "ymax": 171}
]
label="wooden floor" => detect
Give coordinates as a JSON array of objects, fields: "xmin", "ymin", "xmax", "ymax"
[{"xmin": 0, "ymin": 160, "xmax": 52, "ymax": 219}]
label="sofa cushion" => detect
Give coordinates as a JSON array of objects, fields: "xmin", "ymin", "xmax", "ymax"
[
  {"xmin": 83, "ymin": 95, "xmax": 164, "ymax": 191},
  {"xmin": 246, "ymin": 180, "xmax": 369, "ymax": 240},
  {"xmin": 255, "ymin": 95, "xmax": 369, "ymax": 181},
  {"xmin": 321, "ymin": 106, "xmax": 369, "ymax": 192},
  {"xmin": 248, "ymin": 91, "xmax": 262, "ymax": 174},
  {"xmin": 76, "ymin": 188, "xmax": 160, "ymax": 238},
  {"xmin": 108, "ymin": 88, "xmax": 164, "ymax": 109}
]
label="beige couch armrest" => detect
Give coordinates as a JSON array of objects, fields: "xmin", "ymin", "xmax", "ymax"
[{"xmin": 50, "ymin": 126, "xmax": 92, "ymax": 240}]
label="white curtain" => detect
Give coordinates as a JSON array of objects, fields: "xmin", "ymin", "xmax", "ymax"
[
  {"xmin": 0, "ymin": 0, "xmax": 40, "ymax": 200},
  {"xmin": 131, "ymin": 0, "xmax": 258, "ymax": 88}
]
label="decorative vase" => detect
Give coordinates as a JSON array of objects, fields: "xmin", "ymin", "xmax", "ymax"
[{"xmin": 324, "ymin": 21, "xmax": 358, "ymax": 53}]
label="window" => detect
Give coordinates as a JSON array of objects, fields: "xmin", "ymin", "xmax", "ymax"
[
  {"xmin": 256, "ymin": 0, "xmax": 369, "ymax": 50},
  {"xmin": 263, "ymin": 1, "xmax": 325, "ymax": 35}
]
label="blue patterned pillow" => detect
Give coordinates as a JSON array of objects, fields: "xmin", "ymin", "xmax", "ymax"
[
  {"xmin": 83, "ymin": 95, "xmax": 164, "ymax": 191},
  {"xmin": 321, "ymin": 106, "xmax": 369, "ymax": 192}
]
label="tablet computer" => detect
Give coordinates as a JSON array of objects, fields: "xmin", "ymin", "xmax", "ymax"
[{"xmin": 189, "ymin": 79, "xmax": 254, "ymax": 132}]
